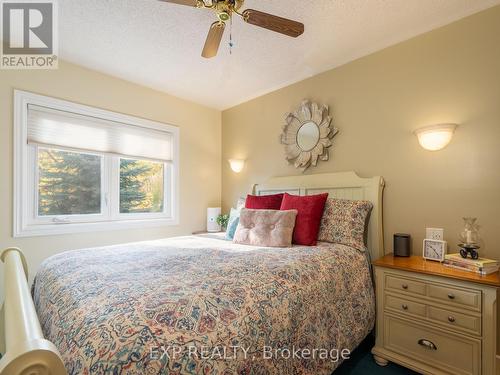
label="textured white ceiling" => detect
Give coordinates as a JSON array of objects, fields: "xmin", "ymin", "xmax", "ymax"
[{"xmin": 59, "ymin": 0, "xmax": 500, "ymax": 110}]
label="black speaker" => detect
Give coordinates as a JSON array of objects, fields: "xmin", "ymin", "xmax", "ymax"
[{"xmin": 394, "ymin": 233, "xmax": 411, "ymax": 257}]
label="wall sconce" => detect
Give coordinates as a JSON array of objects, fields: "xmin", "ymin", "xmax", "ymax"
[
  {"xmin": 414, "ymin": 124, "xmax": 457, "ymax": 151},
  {"xmin": 228, "ymin": 159, "xmax": 245, "ymax": 173}
]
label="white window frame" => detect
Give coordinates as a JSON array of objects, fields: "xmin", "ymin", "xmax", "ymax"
[{"xmin": 14, "ymin": 90, "xmax": 180, "ymax": 237}]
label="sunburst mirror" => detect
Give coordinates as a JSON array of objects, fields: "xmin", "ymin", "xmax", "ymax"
[{"xmin": 280, "ymin": 100, "xmax": 339, "ymax": 172}]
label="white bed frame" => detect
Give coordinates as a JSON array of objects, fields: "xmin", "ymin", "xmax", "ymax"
[
  {"xmin": 0, "ymin": 248, "xmax": 66, "ymax": 375},
  {"xmin": 0, "ymin": 171, "xmax": 384, "ymax": 375},
  {"xmin": 253, "ymin": 171, "xmax": 385, "ymax": 261}
]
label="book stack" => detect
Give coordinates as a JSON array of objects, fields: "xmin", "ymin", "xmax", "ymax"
[{"xmin": 443, "ymin": 253, "xmax": 499, "ymax": 275}]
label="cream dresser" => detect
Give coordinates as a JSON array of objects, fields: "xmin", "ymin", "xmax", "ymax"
[{"xmin": 371, "ymin": 255, "xmax": 500, "ymax": 375}]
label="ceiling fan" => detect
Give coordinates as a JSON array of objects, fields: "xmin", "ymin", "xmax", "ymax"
[{"xmin": 159, "ymin": 0, "xmax": 305, "ymax": 58}]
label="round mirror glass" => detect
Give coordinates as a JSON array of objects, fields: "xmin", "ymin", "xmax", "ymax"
[{"xmin": 297, "ymin": 122, "xmax": 320, "ymax": 151}]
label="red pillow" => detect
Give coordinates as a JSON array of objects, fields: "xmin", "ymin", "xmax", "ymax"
[
  {"xmin": 280, "ymin": 193, "xmax": 328, "ymax": 246},
  {"xmin": 245, "ymin": 194, "xmax": 284, "ymax": 210}
]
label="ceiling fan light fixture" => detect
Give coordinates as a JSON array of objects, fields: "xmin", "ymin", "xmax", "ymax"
[{"xmin": 218, "ymin": 11, "xmax": 230, "ymax": 22}]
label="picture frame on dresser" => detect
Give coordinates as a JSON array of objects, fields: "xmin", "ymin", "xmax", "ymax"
[{"xmin": 371, "ymin": 254, "xmax": 500, "ymax": 375}]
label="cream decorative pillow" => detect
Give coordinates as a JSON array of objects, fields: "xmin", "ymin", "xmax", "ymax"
[
  {"xmin": 318, "ymin": 198, "xmax": 373, "ymax": 251},
  {"xmin": 233, "ymin": 208, "xmax": 298, "ymax": 247},
  {"xmin": 236, "ymin": 197, "xmax": 246, "ymax": 210}
]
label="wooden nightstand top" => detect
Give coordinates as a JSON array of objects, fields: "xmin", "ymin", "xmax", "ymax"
[
  {"xmin": 373, "ymin": 254, "xmax": 500, "ymax": 288},
  {"xmin": 192, "ymin": 230, "xmax": 223, "ymax": 235}
]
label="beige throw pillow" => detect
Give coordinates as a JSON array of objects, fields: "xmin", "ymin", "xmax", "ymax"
[
  {"xmin": 233, "ymin": 208, "xmax": 298, "ymax": 247},
  {"xmin": 318, "ymin": 198, "xmax": 373, "ymax": 251}
]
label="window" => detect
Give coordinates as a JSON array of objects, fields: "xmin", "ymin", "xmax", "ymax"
[
  {"xmin": 119, "ymin": 158, "xmax": 164, "ymax": 214},
  {"xmin": 14, "ymin": 90, "xmax": 179, "ymax": 237},
  {"xmin": 38, "ymin": 148, "xmax": 103, "ymax": 216}
]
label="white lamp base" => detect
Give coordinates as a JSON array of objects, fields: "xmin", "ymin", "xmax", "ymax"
[{"xmin": 207, "ymin": 207, "xmax": 221, "ymax": 232}]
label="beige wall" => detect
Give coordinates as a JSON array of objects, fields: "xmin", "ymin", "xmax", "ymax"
[
  {"xmin": 222, "ymin": 6, "xmax": 500, "ymax": 354},
  {"xmin": 0, "ymin": 60, "xmax": 221, "ymax": 296},
  {"xmin": 222, "ymin": 6, "xmax": 500, "ymax": 260}
]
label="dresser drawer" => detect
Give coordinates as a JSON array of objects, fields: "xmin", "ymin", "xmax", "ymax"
[
  {"xmin": 427, "ymin": 306, "xmax": 481, "ymax": 336},
  {"xmin": 386, "ymin": 274, "xmax": 426, "ymax": 296},
  {"xmin": 427, "ymin": 284, "xmax": 481, "ymax": 311},
  {"xmin": 385, "ymin": 294, "xmax": 426, "ymax": 317},
  {"xmin": 384, "ymin": 315, "xmax": 481, "ymax": 375}
]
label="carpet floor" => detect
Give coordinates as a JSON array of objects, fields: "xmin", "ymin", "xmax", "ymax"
[{"xmin": 334, "ymin": 335, "xmax": 418, "ymax": 374}]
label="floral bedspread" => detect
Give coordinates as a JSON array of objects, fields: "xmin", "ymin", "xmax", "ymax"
[{"xmin": 33, "ymin": 234, "xmax": 375, "ymax": 375}]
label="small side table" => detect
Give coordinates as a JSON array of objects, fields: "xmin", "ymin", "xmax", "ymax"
[
  {"xmin": 371, "ymin": 254, "xmax": 499, "ymax": 375},
  {"xmin": 192, "ymin": 230, "xmax": 223, "ymax": 235}
]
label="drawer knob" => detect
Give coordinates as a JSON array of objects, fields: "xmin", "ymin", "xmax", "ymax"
[
  {"xmin": 447, "ymin": 293, "xmax": 455, "ymax": 300},
  {"xmin": 418, "ymin": 339, "xmax": 438, "ymax": 351},
  {"xmin": 402, "ymin": 304, "xmax": 408, "ymax": 310},
  {"xmin": 448, "ymin": 316, "xmax": 456, "ymax": 323},
  {"xmin": 402, "ymin": 284, "xmax": 408, "ymax": 290}
]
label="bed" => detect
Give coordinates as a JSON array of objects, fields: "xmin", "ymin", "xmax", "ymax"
[{"xmin": 0, "ymin": 171, "xmax": 385, "ymax": 375}]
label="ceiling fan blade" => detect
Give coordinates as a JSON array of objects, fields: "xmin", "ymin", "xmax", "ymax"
[
  {"xmin": 242, "ymin": 9, "xmax": 304, "ymax": 38},
  {"xmin": 158, "ymin": 0, "xmax": 199, "ymax": 7},
  {"xmin": 202, "ymin": 22, "xmax": 225, "ymax": 58}
]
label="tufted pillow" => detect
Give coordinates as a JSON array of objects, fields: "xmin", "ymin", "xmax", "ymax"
[
  {"xmin": 318, "ymin": 198, "xmax": 373, "ymax": 251},
  {"xmin": 245, "ymin": 193, "xmax": 284, "ymax": 210},
  {"xmin": 233, "ymin": 208, "xmax": 297, "ymax": 247}
]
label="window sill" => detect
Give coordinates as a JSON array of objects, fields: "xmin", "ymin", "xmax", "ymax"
[{"xmin": 13, "ymin": 217, "xmax": 179, "ymax": 238}]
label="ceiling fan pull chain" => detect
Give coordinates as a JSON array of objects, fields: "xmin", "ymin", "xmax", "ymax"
[{"xmin": 229, "ymin": 16, "xmax": 233, "ymax": 54}]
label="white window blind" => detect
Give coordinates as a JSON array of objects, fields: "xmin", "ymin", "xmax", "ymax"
[{"xmin": 27, "ymin": 104, "xmax": 174, "ymax": 162}]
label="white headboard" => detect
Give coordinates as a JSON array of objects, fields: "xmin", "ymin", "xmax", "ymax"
[{"xmin": 252, "ymin": 171, "xmax": 385, "ymax": 261}]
